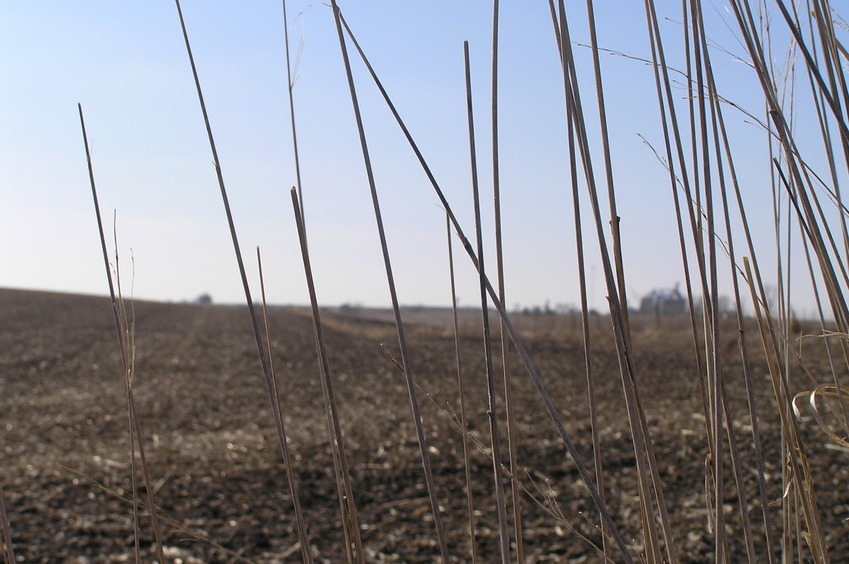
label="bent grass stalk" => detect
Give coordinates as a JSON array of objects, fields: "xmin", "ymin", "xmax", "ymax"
[{"xmin": 728, "ymin": 2, "xmax": 849, "ymax": 558}]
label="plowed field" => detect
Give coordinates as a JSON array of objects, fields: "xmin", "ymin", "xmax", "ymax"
[{"xmin": 1, "ymin": 288, "xmax": 847, "ymax": 562}]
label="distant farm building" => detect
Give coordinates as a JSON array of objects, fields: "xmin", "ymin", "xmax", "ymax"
[{"xmin": 640, "ymin": 285, "xmax": 686, "ymax": 316}]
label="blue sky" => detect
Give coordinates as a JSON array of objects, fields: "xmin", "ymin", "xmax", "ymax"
[{"xmin": 0, "ymin": 2, "xmax": 834, "ymax": 316}]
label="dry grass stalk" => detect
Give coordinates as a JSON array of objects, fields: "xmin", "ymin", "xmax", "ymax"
[
  {"xmin": 445, "ymin": 214, "xmax": 478, "ymax": 563},
  {"xmin": 673, "ymin": 1, "xmax": 771, "ymax": 559},
  {"xmin": 639, "ymin": 1, "xmax": 776, "ymax": 560},
  {"xmin": 464, "ymin": 39, "xmax": 511, "ymax": 564},
  {"xmin": 280, "ymin": 0, "xmax": 306, "ymax": 221},
  {"xmin": 727, "ymin": 1, "xmax": 849, "ymax": 559},
  {"xmin": 554, "ymin": 1, "xmax": 676, "ymax": 560},
  {"xmin": 327, "ymin": 2, "xmax": 451, "ymax": 560},
  {"xmin": 79, "ymin": 104, "xmax": 166, "ymax": 563},
  {"xmin": 380, "ymin": 339, "xmax": 614, "ymax": 562},
  {"xmin": 256, "ymin": 247, "xmax": 314, "ymax": 564},
  {"xmin": 172, "ymin": 4, "xmax": 322, "ymax": 561},
  {"xmin": 56, "ymin": 2, "xmax": 849, "ymax": 562},
  {"xmin": 290, "ymin": 188, "xmax": 365, "ymax": 562},
  {"xmin": 794, "ymin": 383, "xmax": 849, "ymax": 448},
  {"xmin": 487, "ymin": 1, "xmax": 526, "ymax": 560},
  {"xmin": 339, "ymin": 9, "xmax": 634, "ymax": 560},
  {"xmin": 490, "ymin": 3, "xmax": 527, "ymax": 561},
  {"xmin": 745, "ymin": 257, "xmax": 828, "ymax": 561},
  {"xmin": 0, "ymin": 486, "xmax": 15, "ymax": 564},
  {"xmin": 67, "ymin": 470, "xmax": 259, "ymax": 564}
]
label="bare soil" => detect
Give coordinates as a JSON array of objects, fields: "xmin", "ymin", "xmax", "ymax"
[{"xmin": 1, "ymin": 288, "xmax": 847, "ymax": 562}]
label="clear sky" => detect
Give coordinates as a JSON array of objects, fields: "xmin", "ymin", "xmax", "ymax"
[{"xmin": 0, "ymin": 2, "xmax": 837, "ymax": 316}]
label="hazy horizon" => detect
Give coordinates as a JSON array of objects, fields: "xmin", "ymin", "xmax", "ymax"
[{"xmin": 1, "ymin": 2, "xmax": 837, "ymax": 321}]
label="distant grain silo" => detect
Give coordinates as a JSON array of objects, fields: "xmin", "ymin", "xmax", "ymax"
[{"xmin": 640, "ymin": 284, "xmax": 686, "ymax": 316}]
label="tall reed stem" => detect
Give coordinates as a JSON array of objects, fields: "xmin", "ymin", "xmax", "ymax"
[
  {"xmin": 446, "ymin": 213, "xmax": 478, "ymax": 563},
  {"xmin": 172, "ymin": 4, "xmax": 318, "ymax": 560},
  {"xmin": 488, "ymin": 2, "xmax": 525, "ymax": 560},
  {"xmin": 554, "ymin": 1, "xmax": 676, "ymax": 559},
  {"xmin": 289, "ymin": 189, "xmax": 364, "ymax": 563},
  {"xmin": 79, "ymin": 104, "xmax": 166, "ymax": 564},
  {"xmin": 464, "ymin": 39, "xmax": 511, "ymax": 564},
  {"xmin": 256, "ymin": 248, "xmax": 314, "ymax": 564},
  {"xmin": 328, "ymin": 3, "xmax": 450, "ymax": 560},
  {"xmin": 338, "ymin": 12, "xmax": 632, "ymax": 560},
  {"xmin": 280, "ymin": 0, "xmax": 306, "ymax": 219}
]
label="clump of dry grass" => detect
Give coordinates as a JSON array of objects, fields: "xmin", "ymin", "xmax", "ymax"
[{"xmin": 39, "ymin": 1, "xmax": 849, "ymax": 563}]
